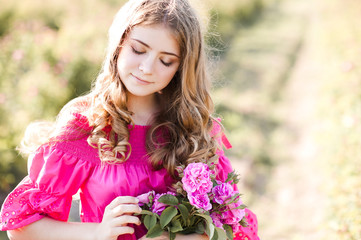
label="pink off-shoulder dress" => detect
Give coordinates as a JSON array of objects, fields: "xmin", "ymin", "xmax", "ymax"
[{"xmin": 0, "ymin": 113, "xmax": 260, "ymax": 240}]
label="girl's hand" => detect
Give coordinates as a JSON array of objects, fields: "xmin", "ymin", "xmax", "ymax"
[
  {"xmin": 174, "ymin": 233, "xmax": 209, "ymax": 240},
  {"xmin": 139, "ymin": 232, "xmax": 168, "ymax": 240},
  {"xmin": 94, "ymin": 196, "xmax": 142, "ymax": 240},
  {"xmin": 139, "ymin": 232, "xmax": 209, "ymax": 240}
]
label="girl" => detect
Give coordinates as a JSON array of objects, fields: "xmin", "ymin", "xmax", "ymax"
[{"xmin": 0, "ymin": 0, "xmax": 259, "ymax": 239}]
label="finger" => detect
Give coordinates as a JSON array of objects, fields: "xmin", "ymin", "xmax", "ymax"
[
  {"xmin": 112, "ymin": 226, "xmax": 135, "ymax": 236},
  {"xmin": 112, "ymin": 204, "xmax": 142, "ymax": 217},
  {"xmin": 141, "ymin": 231, "xmax": 168, "ymax": 240},
  {"xmin": 151, "ymin": 235, "xmax": 168, "ymax": 240},
  {"xmin": 139, "ymin": 235, "xmax": 167, "ymax": 240},
  {"xmin": 141, "ymin": 233, "xmax": 168, "ymax": 240},
  {"xmin": 107, "ymin": 196, "xmax": 139, "ymax": 210},
  {"xmin": 112, "ymin": 215, "xmax": 141, "ymax": 227}
]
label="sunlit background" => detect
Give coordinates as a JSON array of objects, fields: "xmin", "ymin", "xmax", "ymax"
[{"xmin": 0, "ymin": 0, "xmax": 360, "ymax": 239}]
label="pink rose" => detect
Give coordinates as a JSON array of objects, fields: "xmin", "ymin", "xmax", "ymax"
[
  {"xmin": 221, "ymin": 201, "xmax": 245, "ymax": 225},
  {"xmin": 231, "ymin": 223, "xmax": 242, "ymax": 233},
  {"xmin": 152, "ymin": 192, "xmax": 176, "ymax": 215},
  {"xmin": 182, "ymin": 163, "xmax": 212, "ymax": 195},
  {"xmin": 210, "ymin": 212, "xmax": 224, "ymax": 229},
  {"xmin": 188, "ymin": 193, "xmax": 212, "ymax": 211},
  {"xmin": 212, "ymin": 182, "xmax": 235, "ymax": 204},
  {"xmin": 137, "ymin": 191, "xmax": 155, "ymax": 206}
]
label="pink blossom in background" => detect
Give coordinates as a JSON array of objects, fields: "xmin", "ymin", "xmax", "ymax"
[
  {"xmin": 28, "ymin": 87, "xmax": 39, "ymax": 98},
  {"xmin": 0, "ymin": 93, "xmax": 6, "ymax": 104},
  {"xmin": 152, "ymin": 192, "xmax": 176, "ymax": 215},
  {"xmin": 188, "ymin": 193, "xmax": 212, "ymax": 211},
  {"xmin": 12, "ymin": 49, "xmax": 24, "ymax": 61},
  {"xmin": 212, "ymin": 182, "xmax": 235, "ymax": 204},
  {"xmin": 182, "ymin": 162, "xmax": 212, "ymax": 195}
]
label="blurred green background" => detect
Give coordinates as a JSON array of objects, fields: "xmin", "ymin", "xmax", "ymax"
[{"xmin": 0, "ymin": 0, "xmax": 360, "ymax": 239}]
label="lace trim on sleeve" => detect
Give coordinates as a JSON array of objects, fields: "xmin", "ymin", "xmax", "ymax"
[{"xmin": 0, "ymin": 179, "xmax": 71, "ymax": 230}]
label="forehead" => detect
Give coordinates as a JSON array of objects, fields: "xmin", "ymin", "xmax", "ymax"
[{"xmin": 128, "ymin": 24, "xmax": 180, "ymax": 55}]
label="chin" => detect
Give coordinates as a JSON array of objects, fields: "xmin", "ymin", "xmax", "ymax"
[{"xmin": 127, "ymin": 90, "xmax": 156, "ymax": 98}]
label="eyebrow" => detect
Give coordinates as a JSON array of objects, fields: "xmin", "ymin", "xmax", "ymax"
[{"xmin": 131, "ymin": 38, "xmax": 180, "ymax": 58}]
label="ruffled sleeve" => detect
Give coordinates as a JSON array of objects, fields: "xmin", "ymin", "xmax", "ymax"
[
  {"xmin": 0, "ymin": 143, "xmax": 92, "ymax": 230},
  {"xmin": 212, "ymin": 121, "xmax": 260, "ymax": 240}
]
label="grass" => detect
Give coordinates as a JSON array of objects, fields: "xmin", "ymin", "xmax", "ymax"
[{"xmin": 316, "ymin": 0, "xmax": 361, "ymax": 238}]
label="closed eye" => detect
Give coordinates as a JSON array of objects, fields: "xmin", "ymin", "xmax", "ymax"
[
  {"xmin": 132, "ymin": 47, "xmax": 144, "ymax": 55},
  {"xmin": 161, "ymin": 60, "xmax": 172, "ymax": 67}
]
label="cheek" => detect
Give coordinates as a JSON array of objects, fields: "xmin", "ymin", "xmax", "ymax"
[
  {"xmin": 117, "ymin": 50, "xmax": 138, "ymax": 73},
  {"xmin": 159, "ymin": 71, "xmax": 176, "ymax": 85},
  {"xmin": 160, "ymin": 66, "xmax": 179, "ymax": 83}
]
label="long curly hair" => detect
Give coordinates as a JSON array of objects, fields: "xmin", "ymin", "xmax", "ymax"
[{"xmin": 20, "ymin": 0, "xmax": 221, "ymax": 179}]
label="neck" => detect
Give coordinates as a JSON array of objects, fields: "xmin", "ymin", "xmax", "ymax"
[{"xmin": 127, "ymin": 93, "xmax": 158, "ymax": 126}]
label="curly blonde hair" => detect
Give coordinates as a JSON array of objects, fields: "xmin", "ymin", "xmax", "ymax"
[{"xmin": 20, "ymin": 0, "xmax": 222, "ymax": 179}]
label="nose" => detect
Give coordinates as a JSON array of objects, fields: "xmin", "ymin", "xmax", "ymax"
[{"xmin": 139, "ymin": 55, "xmax": 155, "ymax": 75}]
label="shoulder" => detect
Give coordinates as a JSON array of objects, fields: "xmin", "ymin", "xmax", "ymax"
[
  {"xmin": 52, "ymin": 109, "xmax": 93, "ymax": 141},
  {"xmin": 36, "ymin": 112, "xmax": 100, "ymax": 165},
  {"xmin": 69, "ymin": 112, "xmax": 93, "ymax": 132},
  {"xmin": 32, "ymin": 139, "xmax": 100, "ymax": 169},
  {"xmin": 26, "ymin": 138, "xmax": 98, "ymax": 185},
  {"xmin": 55, "ymin": 96, "xmax": 94, "ymax": 136}
]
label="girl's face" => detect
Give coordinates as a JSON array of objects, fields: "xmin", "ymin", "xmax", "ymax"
[{"xmin": 117, "ymin": 24, "xmax": 180, "ymax": 98}]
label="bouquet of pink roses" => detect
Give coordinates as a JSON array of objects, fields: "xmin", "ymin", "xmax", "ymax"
[{"xmin": 137, "ymin": 162, "xmax": 247, "ymax": 240}]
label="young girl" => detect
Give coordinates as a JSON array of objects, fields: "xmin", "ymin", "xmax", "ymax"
[{"xmin": 0, "ymin": 0, "xmax": 259, "ymax": 239}]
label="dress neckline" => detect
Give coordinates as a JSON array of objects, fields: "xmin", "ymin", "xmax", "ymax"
[
  {"xmin": 73, "ymin": 112, "xmax": 151, "ymax": 130},
  {"xmin": 128, "ymin": 124, "xmax": 151, "ymax": 129}
]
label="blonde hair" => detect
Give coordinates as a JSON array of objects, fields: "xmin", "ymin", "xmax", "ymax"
[{"xmin": 20, "ymin": 0, "xmax": 221, "ymax": 178}]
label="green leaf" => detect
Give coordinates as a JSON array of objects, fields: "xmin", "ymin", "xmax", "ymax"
[
  {"xmin": 181, "ymin": 201, "xmax": 194, "ymax": 211},
  {"xmin": 195, "ymin": 213, "xmax": 213, "ymax": 226},
  {"xmin": 223, "ymin": 224, "xmax": 234, "ymax": 240},
  {"xmin": 212, "ymin": 179, "xmax": 218, "ymax": 188},
  {"xmin": 144, "ymin": 214, "xmax": 157, "ymax": 230},
  {"xmin": 225, "ymin": 170, "xmax": 240, "ymax": 184},
  {"xmin": 196, "ymin": 214, "xmax": 215, "ymax": 239},
  {"xmin": 146, "ymin": 223, "xmax": 164, "ymax": 238},
  {"xmin": 189, "ymin": 216, "xmax": 196, "ymax": 226},
  {"xmin": 225, "ymin": 170, "xmax": 235, "ymax": 183},
  {"xmin": 140, "ymin": 210, "xmax": 155, "ymax": 216},
  {"xmin": 158, "ymin": 194, "xmax": 179, "ymax": 206},
  {"xmin": 211, "ymin": 228, "xmax": 218, "ymax": 240},
  {"xmin": 160, "ymin": 206, "xmax": 178, "ymax": 228},
  {"xmin": 169, "ymin": 231, "xmax": 176, "ymax": 240},
  {"xmin": 231, "ymin": 204, "xmax": 247, "ymax": 210},
  {"xmin": 215, "ymin": 227, "xmax": 227, "ymax": 240},
  {"xmin": 225, "ymin": 193, "xmax": 242, "ymax": 205},
  {"xmin": 205, "ymin": 221, "xmax": 215, "ymax": 239},
  {"xmin": 170, "ymin": 219, "xmax": 183, "ymax": 233},
  {"xmin": 178, "ymin": 204, "xmax": 189, "ymax": 223},
  {"xmin": 240, "ymin": 217, "xmax": 248, "ymax": 227},
  {"xmin": 195, "ymin": 221, "xmax": 205, "ymax": 234}
]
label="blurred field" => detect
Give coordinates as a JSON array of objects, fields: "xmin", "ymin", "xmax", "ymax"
[{"xmin": 0, "ymin": 0, "xmax": 360, "ymax": 239}]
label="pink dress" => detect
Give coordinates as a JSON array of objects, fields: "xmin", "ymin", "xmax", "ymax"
[{"xmin": 0, "ymin": 113, "xmax": 259, "ymax": 239}]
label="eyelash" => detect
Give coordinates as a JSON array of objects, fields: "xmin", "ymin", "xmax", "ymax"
[
  {"xmin": 161, "ymin": 60, "xmax": 172, "ymax": 67},
  {"xmin": 132, "ymin": 47, "xmax": 144, "ymax": 55},
  {"xmin": 131, "ymin": 47, "xmax": 173, "ymax": 67}
]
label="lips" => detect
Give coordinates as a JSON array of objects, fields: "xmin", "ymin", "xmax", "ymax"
[{"xmin": 131, "ymin": 74, "xmax": 152, "ymax": 84}]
